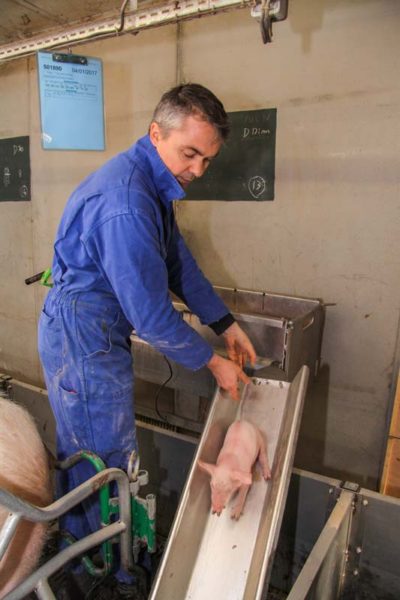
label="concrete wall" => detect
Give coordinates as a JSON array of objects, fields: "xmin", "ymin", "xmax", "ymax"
[{"xmin": 0, "ymin": 0, "xmax": 399, "ymax": 489}]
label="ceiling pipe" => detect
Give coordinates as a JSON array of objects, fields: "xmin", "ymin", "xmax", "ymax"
[{"xmin": 0, "ymin": 0, "xmax": 251, "ymax": 63}]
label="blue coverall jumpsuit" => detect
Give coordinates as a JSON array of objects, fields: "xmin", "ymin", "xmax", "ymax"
[{"xmin": 38, "ymin": 134, "xmax": 233, "ymax": 582}]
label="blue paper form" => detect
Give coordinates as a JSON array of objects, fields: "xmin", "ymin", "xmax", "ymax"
[{"xmin": 37, "ymin": 51, "xmax": 105, "ymax": 151}]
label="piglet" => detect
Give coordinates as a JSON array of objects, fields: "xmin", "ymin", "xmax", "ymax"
[{"xmin": 198, "ymin": 420, "xmax": 271, "ymax": 520}]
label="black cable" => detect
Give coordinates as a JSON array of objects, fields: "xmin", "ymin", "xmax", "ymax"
[
  {"xmin": 116, "ymin": 0, "xmax": 129, "ymax": 33},
  {"xmin": 154, "ymin": 356, "xmax": 173, "ymax": 424}
]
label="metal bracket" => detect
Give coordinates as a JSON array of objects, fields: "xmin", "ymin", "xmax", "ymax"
[
  {"xmin": 339, "ymin": 487, "xmax": 369, "ymax": 597},
  {"xmin": 341, "ymin": 481, "xmax": 361, "ymax": 494},
  {"xmin": 250, "ymin": 0, "xmax": 289, "ymax": 44}
]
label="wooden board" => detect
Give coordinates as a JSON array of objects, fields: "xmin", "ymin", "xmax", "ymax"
[
  {"xmin": 389, "ymin": 373, "xmax": 400, "ymax": 438},
  {"xmin": 380, "ymin": 372, "xmax": 400, "ymax": 496},
  {"xmin": 381, "ymin": 437, "xmax": 400, "ymax": 497}
]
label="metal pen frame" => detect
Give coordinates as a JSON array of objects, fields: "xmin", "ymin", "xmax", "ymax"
[{"xmin": 1, "ymin": 468, "xmax": 133, "ymax": 600}]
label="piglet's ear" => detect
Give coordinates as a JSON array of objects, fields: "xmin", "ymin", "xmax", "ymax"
[
  {"xmin": 198, "ymin": 460, "xmax": 216, "ymax": 478},
  {"xmin": 232, "ymin": 469, "xmax": 252, "ymax": 486}
]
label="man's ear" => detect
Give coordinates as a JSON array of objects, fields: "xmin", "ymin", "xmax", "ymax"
[{"xmin": 149, "ymin": 121, "xmax": 161, "ymax": 146}]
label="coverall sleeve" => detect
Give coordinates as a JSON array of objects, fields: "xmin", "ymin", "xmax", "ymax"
[
  {"xmin": 83, "ymin": 208, "xmax": 214, "ymax": 370},
  {"xmin": 166, "ymin": 220, "xmax": 231, "ymax": 326}
]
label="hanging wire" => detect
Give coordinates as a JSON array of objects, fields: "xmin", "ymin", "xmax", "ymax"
[
  {"xmin": 116, "ymin": 0, "xmax": 130, "ymax": 33},
  {"xmin": 154, "ymin": 355, "xmax": 174, "ymax": 424}
]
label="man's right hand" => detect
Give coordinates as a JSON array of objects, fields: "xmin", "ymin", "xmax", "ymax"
[{"xmin": 207, "ymin": 353, "xmax": 251, "ymax": 401}]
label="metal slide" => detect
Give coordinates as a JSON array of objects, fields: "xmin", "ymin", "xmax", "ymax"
[{"xmin": 150, "ymin": 366, "xmax": 310, "ymax": 600}]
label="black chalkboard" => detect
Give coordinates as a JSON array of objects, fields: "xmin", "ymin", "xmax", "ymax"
[
  {"xmin": 186, "ymin": 108, "xmax": 276, "ymax": 201},
  {"xmin": 0, "ymin": 136, "xmax": 31, "ymax": 202}
]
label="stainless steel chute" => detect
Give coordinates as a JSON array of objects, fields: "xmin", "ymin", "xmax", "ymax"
[{"xmin": 150, "ymin": 366, "xmax": 309, "ymax": 599}]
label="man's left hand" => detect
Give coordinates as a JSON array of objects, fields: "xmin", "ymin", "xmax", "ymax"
[{"xmin": 222, "ymin": 322, "xmax": 257, "ymax": 369}]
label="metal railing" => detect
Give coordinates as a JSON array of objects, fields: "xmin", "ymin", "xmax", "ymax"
[{"xmin": 1, "ymin": 468, "xmax": 133, "ymax": 600}]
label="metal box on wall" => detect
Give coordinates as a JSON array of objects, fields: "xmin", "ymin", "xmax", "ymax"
[
  {"xmin": 132, "ymin": 286, "xmax": 325, "ymax": 402},
  {"xmin": 193, "ymin": 286, "xmax": 325, "ymax": 381}
]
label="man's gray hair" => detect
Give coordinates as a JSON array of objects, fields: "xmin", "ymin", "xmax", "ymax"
[{"xmin": 151, "ymin": 83, "xmax": 230, "ymax": 141}]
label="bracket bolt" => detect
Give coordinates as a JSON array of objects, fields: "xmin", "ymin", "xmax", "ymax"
[
  {"xmin": 353, "ymin": 569, "xmax": 359, "ymax": 576},
  {"xmin": 362, "ymin": 499, "xmax": 369, "ymax": 507},
  {"xmin": 356, "ymin": 546, "xmax": 362, "ymax": 554}
]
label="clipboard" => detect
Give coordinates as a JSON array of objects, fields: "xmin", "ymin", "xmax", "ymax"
[{"xmin": 37, "ymin": 51, "xmax": 105, "ymax": 151}]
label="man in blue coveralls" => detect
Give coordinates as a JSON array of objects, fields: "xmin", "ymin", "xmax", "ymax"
[{"xmin": 38, "ymin": 83, "xmax": 256, "ymax": 598}]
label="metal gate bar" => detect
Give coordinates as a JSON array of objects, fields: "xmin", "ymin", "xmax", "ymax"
[
  {"xmin": 287, "ymin": 490, "xmax": 354, "ymax": 600},
  {"xmin": 1, "ymin": 467, "xmax": 133, "ymax": 600},
  {"xmin": 5, "ymin": 522, "xmax": 125, "ymax": 600}
]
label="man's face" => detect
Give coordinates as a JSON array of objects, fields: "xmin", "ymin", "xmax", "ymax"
[{"xmin": 149, "ymin": 114, "xmax": 221, "ymax": 188}]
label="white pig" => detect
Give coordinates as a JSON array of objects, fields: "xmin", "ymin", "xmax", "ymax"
[
  {"xmin": 198, "ymin": 419, "xmax": 271, "ymax": 520},
  {"xmin": 0, "ymin": 397, "xmax": 52, "ymax": 598}
]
